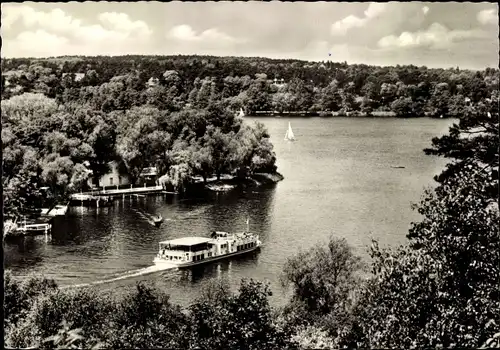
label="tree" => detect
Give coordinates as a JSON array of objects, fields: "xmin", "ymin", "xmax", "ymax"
[
  {"xmin": 246, "ymin": 75, "xmax": 271, "ymax": 112},
  {"xmin": 189, "ymin": 279, "xmax": 290, "ymax": 349},
  {"xmin": 390, "ymin": 96, "xmax": 413, "ymax": 117},
  {"xmin": 281, "ymin": 237, "xmax": 363, "ymax": 329},
  {"xmin": 191, "ymin": 142, "xmax": 214, "ymax": 183},
  {"xmin": 2, "ymin": 93, "xmax": 60, "ymax": 149},
  {"xmin": 87, "ymin": 120, "xmax": 117, "ymax": 185},
  {"xmin": 4, "ymin": 272, "xmax": 58, "ymax": 329},
  {"xmin": 379, "ymin": 82, "xmax": 398, "ymax": 105},
  {"xmin": 428, "ymin": 82, "xmax": 451, "ymax": 117},
  {"xmin": 203, "ymin": 126, "xmax": 236, "ymax": 180},
  {"xmin": 349, "ymin": 95, "xmax": 499, "ymax": 349},
  {"xmin": 116, "ymin": 106, "xmax": 170, "ymax": 183},
  {"xmin": 319, "ymin": 80, "xmax": 343, "ymax": 111},
  {"xmin": 272, "ymin": 91, "xmax": 293, "ymax": 113},
  {"xmin": 3, "ymin": 145, "xmax": 43, "ymax": 217},
  {"xmin": 424, "ymin": 95, "xmax": 498, "ymax": 191},
  {"xmin": 447, "ymin": 94, "xmax": 467, "ymax": 118}
]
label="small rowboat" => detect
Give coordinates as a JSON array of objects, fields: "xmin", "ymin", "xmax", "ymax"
[{"xmin": 153, "ymin": 215, "xmax": 164, "ymax": 227}]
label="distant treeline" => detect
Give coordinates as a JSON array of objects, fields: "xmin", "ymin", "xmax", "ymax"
[{"xmin": 2, "ymin": 55, "xmax": 498, "ymax": 118}]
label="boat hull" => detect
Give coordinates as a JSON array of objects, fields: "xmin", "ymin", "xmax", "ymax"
[{"xmin": 153, "ymin": 244, "xmax": 261, "ymax": 268}]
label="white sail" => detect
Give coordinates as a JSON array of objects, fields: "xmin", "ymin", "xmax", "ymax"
[
  {"xmin": 238, "ymin": 108, "xmax": 245, "ymax": 117},
  {"xmin": 284, "ymin": 122, "xmax": 296, "ymax": 141}
]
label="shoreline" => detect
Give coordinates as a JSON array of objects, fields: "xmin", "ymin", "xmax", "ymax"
[
  {"xmin": 248, "ymin": 111, "xmax": 451, "ymax": 118},
  {"xmin": 194, "ymin": 172, "xmax": 284, "ymax": 193}
]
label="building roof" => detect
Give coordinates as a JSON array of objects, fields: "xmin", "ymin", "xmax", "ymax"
[
  {"xmin": 62, "ymin": 72, "xmax": 85, "ymax": 81},
  {"xmin": 159, "ymin": 237, "xmax": 212, "ymax": 246},
  {"xmin": 140, "ymin": 166, "xmax": 158, "ymax": 176}
]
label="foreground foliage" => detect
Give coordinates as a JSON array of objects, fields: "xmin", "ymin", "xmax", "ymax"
[{"xmin": 4, "ymin": 277, "xmax": 289, "ymax": 350}]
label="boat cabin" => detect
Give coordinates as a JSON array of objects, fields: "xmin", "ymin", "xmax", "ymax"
[
  {"xmin": 158, "ymin": 237, "xmax": 214, "ymax": 262},
  {"xmin": 156, "ymin": 232, "xmax": 261, "ymax": 265}
]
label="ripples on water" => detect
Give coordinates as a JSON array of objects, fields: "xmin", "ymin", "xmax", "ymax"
[{"xmin": 4, "ymin": 117, "xmax": 454, "ymax": 306}]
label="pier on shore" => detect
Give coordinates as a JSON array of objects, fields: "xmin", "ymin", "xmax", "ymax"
[{"xmin": 70, "ymin": 185, "xmax": 175, "ymax": 206}]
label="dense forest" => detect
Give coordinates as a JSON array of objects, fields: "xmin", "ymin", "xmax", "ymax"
[
  {"xmin": 3, "ymin": 55, "xmax": 498, "ymax": 217},
  {"xmin": 2, "ymin": 56, "xmax": 290, "ymax": 218},
  {"xmin": 4, "ymin": 91, "xmax": 499, "ymax": 347},
  {"xmin": 2, "ymin": 55, "xmax": 498, "ymax": 117},
  {"xmin": 2, "ymin": 56, "xmax": 499, "ymax": 348}
]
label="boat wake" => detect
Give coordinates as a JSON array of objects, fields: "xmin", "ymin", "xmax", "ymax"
[
  {"xmin": 134, "ymin": 209, "xmax": 170, "ymax": 226},
  {"xmin": 61, "ymin": 264, "xmax": 178, "ymax": 290}
]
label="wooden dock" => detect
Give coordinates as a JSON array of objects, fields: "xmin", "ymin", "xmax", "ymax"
[
  {"xmin": 4, "ymin": 220, "xmax": 52, "ymax": 239},
  {"xmin": 70, "ymin": 185, "xmax": 174, "ymax": 206},
  {"xmin": 41, "ymin": 203, "xmax": 70, "ymax": 216},
  {"xmin": 71, "ymin": 185, "xmax": 165, "ymax": 198}
]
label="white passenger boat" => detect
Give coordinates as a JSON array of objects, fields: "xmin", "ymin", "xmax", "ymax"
[{"xmin": 153, "ymin": 231, "xmax": 262, "ymax": 268}]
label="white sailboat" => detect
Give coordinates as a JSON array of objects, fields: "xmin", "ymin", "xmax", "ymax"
[
  {"xmin": 238, "ymin": 108, "xmax": 245, "ymax": 117},
  {"xmin": 284, "ymin": 122, "xmax": 296, "ymax": 141}
]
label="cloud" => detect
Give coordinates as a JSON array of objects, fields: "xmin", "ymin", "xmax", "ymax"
[
  {"xmin": 1, "ymin": 5, "xmax": 82, "ymax": 33},
  {"xmin": 99, "ymin": 12, "xmax": 152, "ymax": 37},
  {"xmin": 15, "ymin": 30, "xmax": 69, "ymax": 56},
  {"xmin": 422, "ymin": 6, "xmax": 429, "ymax": 15},
  {"xmin": 363, "ymin": 3, "xmax": 387, "ymax": 18},
  {"xmin": 331, "ymin": 2, "xmax": 387, "ymax": 36},
  {"xmin": 1, "ymin": 5, "xmax": 153, "ymax": 57},
  {"xmin": 377, "ymin": 23, "xmax": 489, "ymax": 50},
  {"xmin": 168, "ymin": 24, "xmax": 199, "ymax": 41},
  {"xmin": 168, "ymin": 24, "xmax": 242, "ymax": 44},
  {"xmin": 477, "ymin": 9, "xmax": 497, "ymax": 25}
]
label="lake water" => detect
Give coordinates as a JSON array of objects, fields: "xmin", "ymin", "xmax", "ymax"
[{"xmin": 4, "ymin": 117, "xmax": 454, "ymax": 307}]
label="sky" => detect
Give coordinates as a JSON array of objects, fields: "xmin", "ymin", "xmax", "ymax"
[{"xmin": 1, "ymin": 1, "xmax": 498, "ymax": 70}]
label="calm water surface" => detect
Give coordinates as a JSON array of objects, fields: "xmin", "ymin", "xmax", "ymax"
[{"xmin": 4, "ymin": 117, "xmax": 454, "ymax": 306}]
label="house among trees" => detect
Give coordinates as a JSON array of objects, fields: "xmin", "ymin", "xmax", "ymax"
[
  {"xmin": 62, "ymin": 72, "xmax": 85, "ymax": 82},
  {"xmin": 272, "ymin": 77, "xmax": 286, "ymax": 86},
  {"xmin": 139, "ymin": 166, "xmax": 159, "ymax": 186},
  {"xmin": 87, "ymin": 161, "xmax": 130, "ymax": 189},
  {"xmin": 271, "ymin": 77, "xmax": 287, "ymax": 90},
  {"xmin": 146, "ymin": 77, "xmax": 160, "ymax": 87}
]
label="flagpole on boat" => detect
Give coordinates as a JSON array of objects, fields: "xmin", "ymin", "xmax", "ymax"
[{"xmin": 246, "ymin": 217, "xmax": 249, "ymax": 232}]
